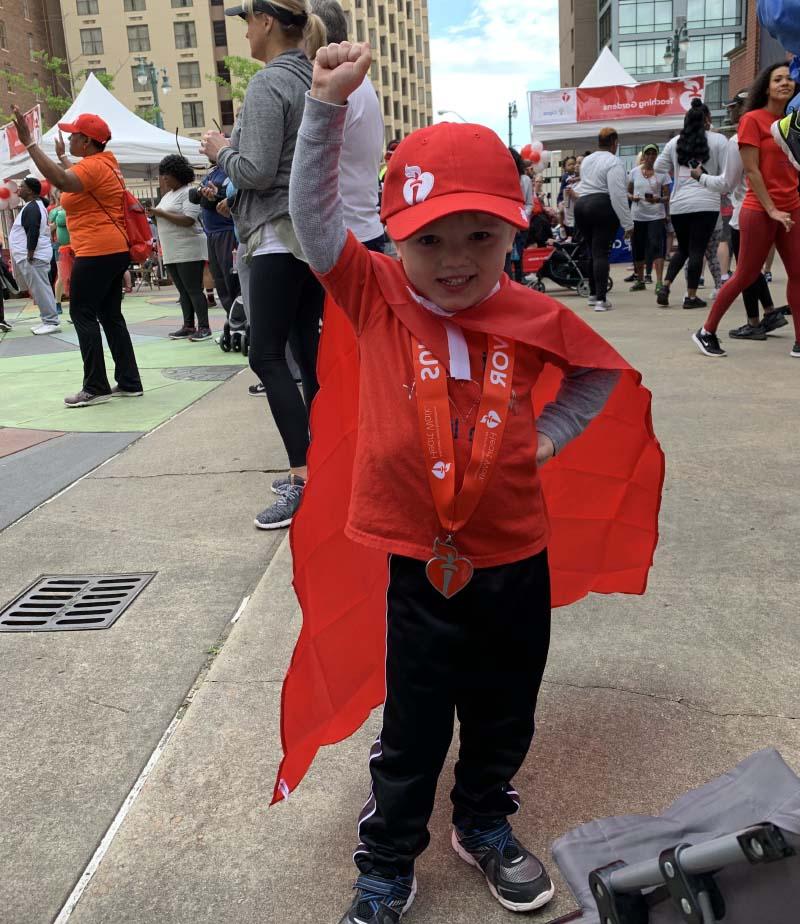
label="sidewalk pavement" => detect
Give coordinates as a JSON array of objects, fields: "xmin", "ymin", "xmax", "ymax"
[{"xmin": 3, "ymin": 267, "xmax": 800, "ymax": 924}]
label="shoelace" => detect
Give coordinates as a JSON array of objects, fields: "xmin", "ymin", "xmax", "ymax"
[
  {"xmin": 353, "ymin": 873, "xmax": 413, "ymax": 914},
  {"xmin": 457, "ymin": 820, "xmax": 517, "ymax": 857}
]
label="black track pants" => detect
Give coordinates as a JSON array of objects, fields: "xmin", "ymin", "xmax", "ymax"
[{"xmin": 574, "ymin": 193, "xmax": 619, "ymax": 301}]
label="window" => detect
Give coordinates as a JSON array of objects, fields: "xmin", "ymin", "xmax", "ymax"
[
  {"xmin": 686, "ymin": 33, "xmax": 738, "ymax": 70},
  {"xmin": 220, "ymin": 99, "xmax": 234, "ymax": 125},
  {"xmin": 0, "ymin": 21, "xmax": 7, "ymax": 50},
  {"xmin": 80, "ymin": 27, "xmax": 104, "ymax": 54},
  {"xmin": 86, "ymin": 66, "xmax": 107, "ymax": 80},
  {"xmin": 28, "ymin": 33, "xmax": 34, "ymax": 61},
  {"xmin": 178, "ymin": 61, "xmax": 201, "ymax": 88},
  {"xmin": 213, "ymin": 19, "xmax": 227, "ymax": 46},
  {"xmin": 618, "ymin": 1, "xmax": 672, "ymax": 35},
  {"xmin": 124, "ymin": 0, "xmax": 146, "ymax": 10},
  {"xmin": 171, "ymin": 0, "xmax": 193, "ymax": 6},
  {"xmin": 182, "ymin": 100, "xmax": 204, "ymax": 127},
  {"xmin": 704, "ymin": 75, "xmax": 729, "ymax": 111},
  {"xmin": 22, "ymin": 0, "xmax": 30, "ymax": 19},
  {"xmin": 687, "ymin": 0, "xmax": 740, "ymax": 28},
  {"xmin": 77, "ymin": 0, "xmax": 99, "ymax": 13},
  {"xmin": 174, "ymin": 21, "xmax": 197, "ymax": 49},
  {"xmin": 216, "ymin": 59, "xmax": 230, "ymax": 83},
  {"xmin": 211, "ymin": 0, "xmax": 223, "ymax": 5},
  {"xmin": 136, "ymin": 104, "xmax": 154, "ymax": 120},
  {"xmin": 127, "ymin": 25, "xmax": 150, "ymax": 52},
  {"xmin": 619, "ymin": 39, "xmax": 669, "ymax": 75}
]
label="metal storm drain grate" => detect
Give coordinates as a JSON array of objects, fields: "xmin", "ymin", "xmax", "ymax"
[
  {"xmin": 161, "ymin": 366, "xmax": 243, "ymax": 382},
  {"xmin": 0, "ymin": 573, "xmax": 156, "ymax": 632}
]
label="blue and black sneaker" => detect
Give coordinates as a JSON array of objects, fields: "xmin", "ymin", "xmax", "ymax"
[
  {"xmin": 772, "ymin": 109, "xmax": 800, "ymax": 171},
  {"xmin": 338, "ymin": 872, "xmax": 417, "ymax": 924},
  {"xmin": 452, "ymin": 821, "xmax": 555, "ymax": 912}
]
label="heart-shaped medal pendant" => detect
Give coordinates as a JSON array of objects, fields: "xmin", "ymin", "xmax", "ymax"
[{"xmin": 426, "ymin": 538, "xmax": 474, "ymax": 599}]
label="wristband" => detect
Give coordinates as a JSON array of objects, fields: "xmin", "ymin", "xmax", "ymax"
[{"xmin": 25, "ymin": 141, "xmax": 37, "ymax": 150}]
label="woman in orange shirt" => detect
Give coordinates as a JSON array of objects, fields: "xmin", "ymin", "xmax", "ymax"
[{"xmin": 12, "ymin": 107, "xmax": 143, "ymax": 407}]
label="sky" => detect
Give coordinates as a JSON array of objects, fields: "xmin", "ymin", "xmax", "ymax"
[{"xmin": 428, "ymin": 0, "xmax": 561, "ymax": 148}]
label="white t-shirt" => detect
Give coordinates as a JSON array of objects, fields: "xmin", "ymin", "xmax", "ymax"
[
  {"xmin": 655, "ymin": 131, "xmax": 729, "ymax": 215},
  {"xmin": 339, "ymin": 77, "xmax": 385, "ymax": 243},
  {"xmin": 155, "ymin": 186, "xmax": 208, "ymax": 264},
  {"xmin": 628, "ymin": 166, "xmax": 670, "ymax": 221},
  {"xmin": 9, "ymin": 199, "xmax": 52, "ymax": 263},
  {"xmin": 699, "ymin": 134, "xmax": 747, "ymax": 230}
]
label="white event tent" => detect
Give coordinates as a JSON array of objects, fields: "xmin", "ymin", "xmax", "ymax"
[
  {"xmin": 529, "ymin": 48, "xmax": 696, "ymax": 150},
  {"xmin": 0, "ymin": 74, "xmax": 208, "ymax": 183}
]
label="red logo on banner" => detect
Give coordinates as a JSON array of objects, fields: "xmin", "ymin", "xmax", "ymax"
[{"xmin": 576, "ymin": 77, "xmax": 705, "ymax": 123}]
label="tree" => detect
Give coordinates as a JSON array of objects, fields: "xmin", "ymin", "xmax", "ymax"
[
  {"xmin": 1, "ymin": 52, "xmax": 114, "ymax": 124},
  {"xmin": 209, "ymin": 55, "xmax": 262, "ymax": 104}
]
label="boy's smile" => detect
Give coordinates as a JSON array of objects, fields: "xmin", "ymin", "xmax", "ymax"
[{"xmin": 396, "ymin": 212, "xmax": 517, "ymax": 312}]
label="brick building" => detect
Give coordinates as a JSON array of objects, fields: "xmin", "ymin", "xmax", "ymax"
[
  {"xmin": 727, "ymin": 0, "xmax": 788, "ymax": 96},
  {"xmin": 0, "ymin": 0, "xmax": 69, "ymax": 126}
]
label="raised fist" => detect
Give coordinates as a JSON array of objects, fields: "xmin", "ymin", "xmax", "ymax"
[{"xmin": 312, "ymin": 42, "xmax": 372, "ymax": 106}]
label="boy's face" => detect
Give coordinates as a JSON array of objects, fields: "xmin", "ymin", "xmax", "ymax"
[{"xmin": 395, "ymin": 212, "xmax": 517, "ymax": 312}]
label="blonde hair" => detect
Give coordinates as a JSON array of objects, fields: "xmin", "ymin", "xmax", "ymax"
[{"xmin": 266, "ymin": 0, "xmax": 327, "ymax": 58}]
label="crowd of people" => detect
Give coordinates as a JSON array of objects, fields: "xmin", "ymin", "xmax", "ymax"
[{"xmin": 543, "ymin": 62, "xmax": 798, "ymax": 360}]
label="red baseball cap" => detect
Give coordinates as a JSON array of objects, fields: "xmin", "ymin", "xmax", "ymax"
[
  {"xmin": 58, "ymin": 113, "xmax": 112, "ymax": 144},
  {"xmin": 380, "ymin": 122, "xmax": 528, "ymax": 241}
]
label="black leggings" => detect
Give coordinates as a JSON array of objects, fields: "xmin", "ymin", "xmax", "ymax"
[
  {"xmin": 729, "ymin": 227, "xmax": 774, "ymax": 320},
  {"xmin": 166, "ymin": 260, "xmax": 209, "ymax": 329},
  {"xmin": 574, "ymin": 193, "xmax": 619, "ymax": 301},
  {"xmin": 248, "ymin": 252, "xmax": 325, "ymax": 469},
  {"xmin": 666, "ymin": 211, "xmax": 718, "ymax": 290}
]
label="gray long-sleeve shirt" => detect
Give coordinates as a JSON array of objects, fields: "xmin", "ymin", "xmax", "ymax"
[
  {"xmin": 217, "ymin": 49, "xmax": 312, "ymax": 244},
  {"xmin": 289, "ymin": 93, "xmax": 619, "ymax": 454}
]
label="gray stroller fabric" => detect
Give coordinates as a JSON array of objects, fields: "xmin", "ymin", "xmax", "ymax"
[{"xmin": 551, "ymin": 749, "xmax": 800, "ymax": 923}]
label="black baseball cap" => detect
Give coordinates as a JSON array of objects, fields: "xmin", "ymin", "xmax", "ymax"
[
  {"xmin": 225, "ymin": 0, "xmax": 308, "ymax": 24},
  {"xmin": 726, "ymin": 89, "xmax": 748, "ymax": 107}
]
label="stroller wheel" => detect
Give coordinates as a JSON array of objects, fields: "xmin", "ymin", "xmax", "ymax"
[
  {"xmin": 232, "ymin": 333, "xmax": 242, "ymax": 353},
  {"xmin": 533, "ymin": 280, "xmax": 546, "ymax": 293},
  {"xmin": 242, "ymin": 332, "xmax": 249, "ymax": 357},
  {"xmin": 220, "ymin": 328, "xmax": 232, "ymax": 352},
  {"xmin": 607, "ymin": 277, "xmax": 614, "ymax": 292},
  {"xmin": 577, "ymin": 280, "xmax": 591, "ymax": 298}
]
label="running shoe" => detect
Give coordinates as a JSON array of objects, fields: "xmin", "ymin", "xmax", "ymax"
[
  {"xmin": 32, "ymin": 323, "xmax": 61, "ymax": 335},
  {"xmin": 594, "ymin": 300, "xmax": 613, "ymax": 311},
  {"xmin": 624, "ymin": 273, "xmax": 637, "ymax": 282},
  {"xmin": 771, "ymin": 109, "xmax": 800, "ymax": 171},
  {"xmin": 248, "ymin": 383, "xmax": 266, "ymax": 397},
  {"xmin": 657, "ymin": 286, "xmax": 670, "ymax": 307},
  {"xmin": 791, "ymin": 342, "xmax": 800, "ymax": 358},
  {"xmin": 188, "ymin": 328, "xmax": 213, "ymax": 341},
  {"xmin": 452, "ymin": 821, "xmax": 555, "ymax": 913},
  {"xmin": 169, "ymin": 325, "xmax": 196, "ymax": 339},
  {"xmin": 728, "ymin": 323, "xmax": 766, "ymax": 341},
  {"xmin": 587, "ymin": 296, "xmax": 598, "ymax": 307},
  {"xmin": 629, "ymin": 280, "xmax": 646, "ymax": 291},
  {"xmin": 338, "ymin": 872, "xmax": 417, "ymax": 924},
  {"xmin": 764, "ymin": 271, "xmax": 773, "ymax": 284},
  {"xmin": 644, "ymin": 274, "xmax": 653, "ymax": 284},
  {"xmin": 0, "ymin": 320, "xmax": 11, "ymax": 332},
  {"xmin": 254, "ymin": 477, "xmax": 305, "ymax": 530},
  {"xmin": 778, "ymin": 305, "xmax": 791, "ymax": 316},
  {"xmin": 655, "ymin": 282, "xmax": 664, "ymax": 294},
  {"xmin": 270, "ymin": 475, "xmax": 292, "ymax": 495},
  {"xmin": 761, "ymin": 310, "xmax": 789, "ymax": 333},
  {"xmin": 683, "ymin": 296, "xmax": 707, "ymax": 309},
  {"xmin": 111, "ymin": 385, "xmax": 144, "ymax": 397},
  {"xmin": 64, "ymin": 390, "xmax": 112, "ymax": 407},
  {"xmin": 693, "ymin": 329, "xmax": 726, "ymax": 357}
]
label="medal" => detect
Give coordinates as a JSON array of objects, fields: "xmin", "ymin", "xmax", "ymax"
[{"xmin": 412, "ymin": 332, "xmax": 516, "ymax": 597}]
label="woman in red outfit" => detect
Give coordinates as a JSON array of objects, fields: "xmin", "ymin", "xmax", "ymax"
[{"xmin": 692, "ymin": 62, "xmax": 800, "ymax": 359}]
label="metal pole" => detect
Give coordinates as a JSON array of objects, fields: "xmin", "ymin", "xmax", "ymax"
[
  {"xmin": 508, "ymin": 104, "xmax": 513, "ymax": 148},
  {"xmin": 673, "ymin": 28, "xmax": 680, "ymax": 78},
  {"xmin": 149, "ymin": 64, "xmax": 163, "ymax": 130}
]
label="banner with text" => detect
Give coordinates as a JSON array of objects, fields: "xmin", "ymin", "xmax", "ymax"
[
  {"xmin": 530, "ymin": 77, "xmax": 705, "ymax": 126},
  {"xmin": 0, "ymin": 105, "xmax": 43, "ymax": 164}
]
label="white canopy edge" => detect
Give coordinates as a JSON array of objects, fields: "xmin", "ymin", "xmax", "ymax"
[{"xmin": 532, "ymin": 115, "xmax": 687, "ymax": 151}]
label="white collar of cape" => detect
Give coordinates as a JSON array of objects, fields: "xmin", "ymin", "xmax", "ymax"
[{"xmin": 406, "ymin": 282, "xmax": 501, "ymax": 382}]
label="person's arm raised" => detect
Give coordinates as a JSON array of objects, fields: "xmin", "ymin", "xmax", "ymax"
[{"xmin": 289, "ymin": 42, "xmax": 372, "ymax": 274}]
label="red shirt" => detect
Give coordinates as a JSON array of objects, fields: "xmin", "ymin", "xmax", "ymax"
[
  {"xmin": 318, "ymin": 233, "xmax": 551, "ymax": 568},
  {"xmin": 738, "ymin": 108, "xmax": 800, "ymax": 213}
]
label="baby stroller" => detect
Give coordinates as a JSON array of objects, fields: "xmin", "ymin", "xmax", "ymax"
[
  {"xmin": 219, "ymin": 295, "xmax": 249, "ymax": 356},
  {"xmin": 523, "ymin": 235, "xmax": 614, "ymax": 299}
]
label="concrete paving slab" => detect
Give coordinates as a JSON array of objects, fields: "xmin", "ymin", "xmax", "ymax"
[
  {"xmin": 0, "ymin": 431, "xmax": 141, "ymax": 529},
  {"xmin": 0, "ymin": 426, "xmax": 64, "ymax": 459},
  {"xmin": 0, "ymin": 332, "xmax": 79, "ymax": 357}
]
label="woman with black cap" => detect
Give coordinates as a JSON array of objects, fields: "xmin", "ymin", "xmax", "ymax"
[
  {"xmin": 627, "ymin": 143, "xmax": 670, "ymax": 293},
  {"xmin": 201, "ymin": 0, "xmax": 327, "ymax": 531},
  {"xmin": 11, "ymin": 106, "xmax": 143, "ymax": 407}
]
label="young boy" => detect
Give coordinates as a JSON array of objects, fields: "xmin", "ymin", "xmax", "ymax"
[{"xmin": 283, "ymin": 42, "xmax": 662, "ymax": 923}]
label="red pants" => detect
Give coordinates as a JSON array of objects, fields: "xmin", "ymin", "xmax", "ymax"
[
  {"xmin": 704, "ymin": 206, "xmax": 800, "ymax": 341},
  {"xmin": 57, "ymin": 245, "xmax": 75, "ymax": 298}
]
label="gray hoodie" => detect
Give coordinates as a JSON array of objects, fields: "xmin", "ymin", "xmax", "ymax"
[{"xmin": 217, "ymin": 49, "xmax": 312, "ymax": 247}]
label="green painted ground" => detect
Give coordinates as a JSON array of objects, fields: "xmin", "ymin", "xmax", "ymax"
[{"xmin": 0, "ymin": 295, "xmax": 247, "ymax": 433}]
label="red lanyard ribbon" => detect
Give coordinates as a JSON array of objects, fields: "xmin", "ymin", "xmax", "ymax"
[{"xmin": 412, "ymin": 331, "xmax": 516, "ymax": 539}]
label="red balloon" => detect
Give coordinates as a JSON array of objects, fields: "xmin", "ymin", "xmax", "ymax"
[
  {"xmin": 520, "ymin": 144, "xmax": 534, "ymax": 159},
  {"xmin": 0, "ymin": 187, "xmax": 10, "ymax": 200},
  {"xmin": 40, "ymin": 180, "xmax": 51, "ymax": 197},
  {"xmin": 529, "ymin": 150, "xmax": 542, "ymax": 164}
]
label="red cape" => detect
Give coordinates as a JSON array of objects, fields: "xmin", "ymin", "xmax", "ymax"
[{"xmin": 272, "ymin": 271, "xmax": 665, "ymax": 804}]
